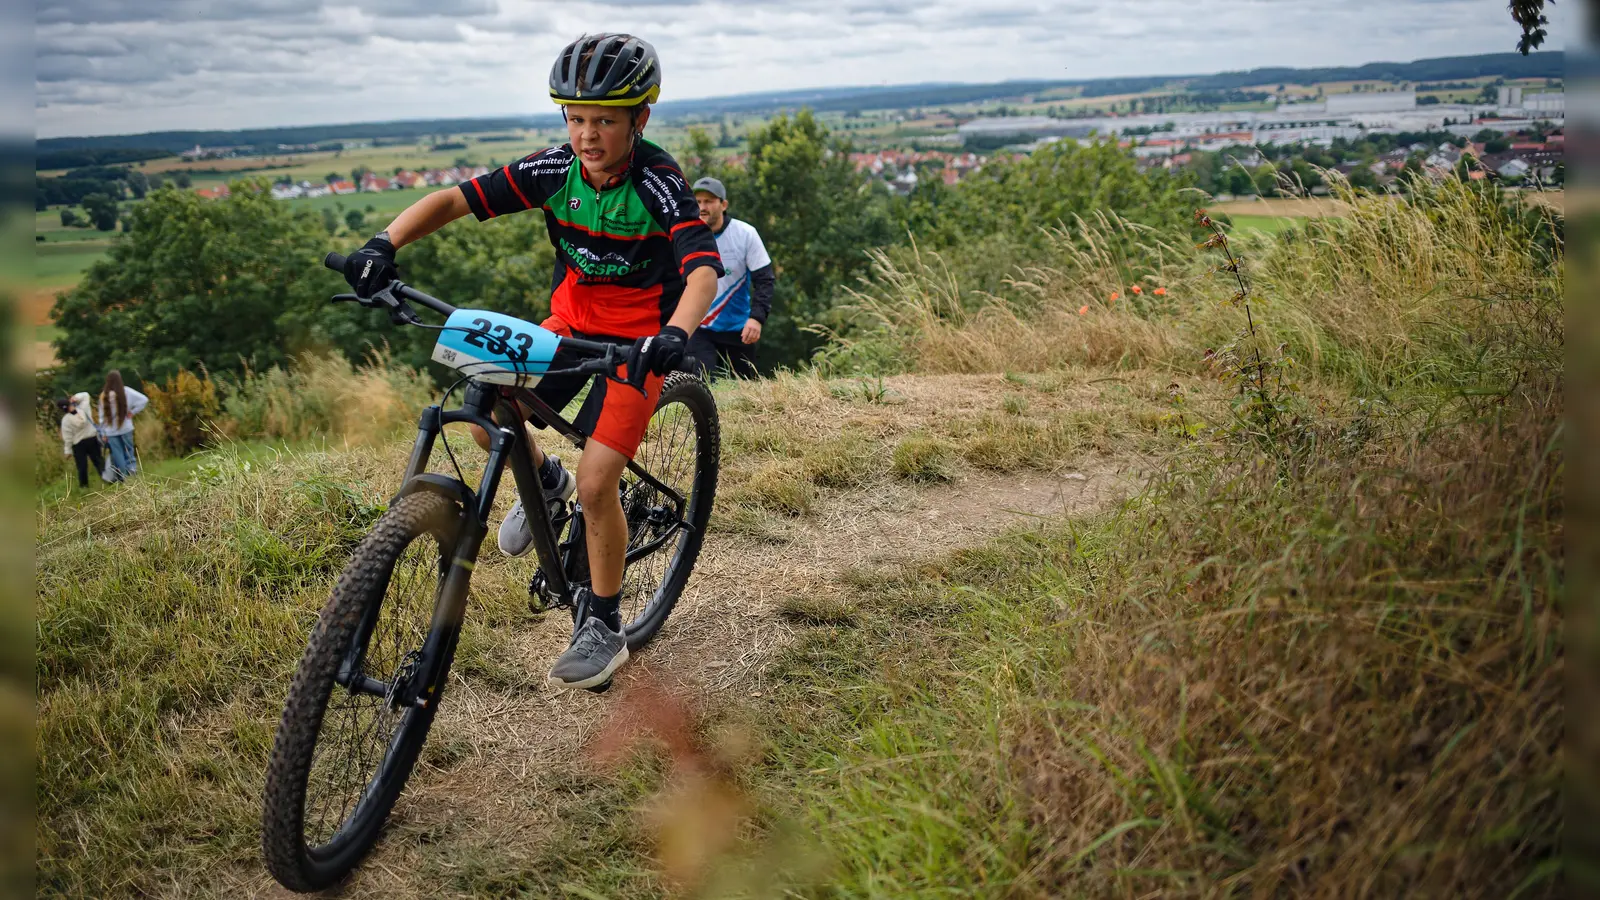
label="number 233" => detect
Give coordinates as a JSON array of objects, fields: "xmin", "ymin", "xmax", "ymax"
[{"xmin": 463, "ymin": 318, "xmax": 534, "ymax": 362}]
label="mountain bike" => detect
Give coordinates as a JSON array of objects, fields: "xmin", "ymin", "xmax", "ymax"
[{"xmin": 261, "ymin": 254, "xmax": 720, "ymax": 892}]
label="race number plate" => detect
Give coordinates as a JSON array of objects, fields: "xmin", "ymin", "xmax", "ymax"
[{"xmin": 430, "ymin": 308, "xmax": 562, "ymax": 385}]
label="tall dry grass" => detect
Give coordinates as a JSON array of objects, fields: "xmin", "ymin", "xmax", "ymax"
[
  {"xmin": 220, "ymin": 350, "xmax": 436, "ymax": 446},
  {"xmin": 758, "ymin": 173, "xmax": 1564, "ymax": 896},
  {"xmin": 830, "ymin": 176, "xmax": 1563, "ymax": 399}
]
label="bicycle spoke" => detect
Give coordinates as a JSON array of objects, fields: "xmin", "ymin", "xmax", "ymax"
[
  {"xmin": 617, "ymin": 394, "xmax": 701, "ymax": 627},
  {"xmin": 301, "ymin": 538, "xmax": 438, "ymax": 849}
]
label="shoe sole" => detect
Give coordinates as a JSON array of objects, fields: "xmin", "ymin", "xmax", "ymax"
[
  {"xmin": 497, "ymin": 471, "xmax": 576, "ymax": 558},
  {"xmin": 548, "ymin": 644, "xmax": 630, "ymax": 691}
]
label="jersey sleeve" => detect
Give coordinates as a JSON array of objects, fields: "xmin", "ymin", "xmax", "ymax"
[
  {"xmin": 639, "ymin": 161, "xmax": 724, "ymax": 280},
  {"xmin": 459, "ymin": 148, "xmax": 565, "ymax": 220},
  {"xmin": 743, "ymin": 223, "xmax": 773, "ymax": 272}
]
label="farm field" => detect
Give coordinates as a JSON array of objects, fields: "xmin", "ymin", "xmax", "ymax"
[
  {"xmin": 1209, "ymin": 196, "xmax": 1350, "ymax": 217},
  {"xmin": 1224, "ymin": 213, "xmax": 1304, "ymax": 235},
  {"xmin": 34, "ymin": 241, "xmax": 110, "ymax": 287}
]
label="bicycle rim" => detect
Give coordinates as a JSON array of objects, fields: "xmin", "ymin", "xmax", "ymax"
[
  {"xmin": 618, "ymin": 378, "xmax": 712, "ymax": 631},
  {"xmin": 303, "ymin": 536, "xmax": 441, "ymax": 852}
]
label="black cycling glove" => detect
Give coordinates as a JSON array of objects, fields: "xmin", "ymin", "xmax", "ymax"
[
  {"xmin": 343, "ymin": 235, "xmax": 399, "ymax": 298},
  {"xmin": 626, "ymin": 325, "xmax": 689, "ymax": 386}
]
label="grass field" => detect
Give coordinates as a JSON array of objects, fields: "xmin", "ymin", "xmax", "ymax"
[
  {"xmin": 34, "ymin": 241, "xmax": 111, "ymax": 287},
  {"xmin": 1209, "ymin": 196, "xmax": 1349, "ymax": 217},
  {"xmin": 1224, "ymin": 213, "xmax": 1304, "ymax": 235}
]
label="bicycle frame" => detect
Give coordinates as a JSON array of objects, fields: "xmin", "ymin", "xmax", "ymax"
[{"xmin": 334, "ymin": 375, "xmax": 690, "ymax": 713}]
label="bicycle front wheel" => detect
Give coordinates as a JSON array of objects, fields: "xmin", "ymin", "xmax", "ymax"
[
  {"xmin": 616, "ymin": 370, "xmax": 720, "ymax": 649},
  {"xmin": 261, "ymin": 491, "xmax": 461, "ymax": 892}
]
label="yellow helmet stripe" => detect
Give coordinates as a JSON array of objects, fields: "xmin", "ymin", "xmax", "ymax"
[{"xmin": 550, "ymin": 84, "xmax": 660, "ymax": 106}]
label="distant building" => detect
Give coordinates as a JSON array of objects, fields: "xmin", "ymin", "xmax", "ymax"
[
  {"xmin": 957, "ymin": 116, "xmax": 1096, "ymax": 141},
  {"xmin": 1521, "ymin": 91, "xmax": 1564, "ymax": 114},
  {"xmin": 1325, "ymin": 91, "xmax": 1416, "ymax": 115},
  {"xmin": 1253, "ymin": 117, "xmax": 1360, "ymax": 146}
]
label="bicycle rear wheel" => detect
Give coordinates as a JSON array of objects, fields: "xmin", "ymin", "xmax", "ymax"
[
  {"xmin": 616, "ymin": 370, "xmax": 720, "ymax": 650},
  {"xmin": 262, "ymin": 491, "xmax": 460, "ymax": 892}
]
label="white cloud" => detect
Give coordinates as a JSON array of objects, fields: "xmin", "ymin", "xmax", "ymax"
[{"xmin": 35, "ymin": 0, "xmax": 1577, "ymax": 137}]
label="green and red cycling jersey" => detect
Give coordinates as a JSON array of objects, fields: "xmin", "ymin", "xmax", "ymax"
[{"xmin": 459, "ymin": 139, "xmax": 724, "ymax": 339}]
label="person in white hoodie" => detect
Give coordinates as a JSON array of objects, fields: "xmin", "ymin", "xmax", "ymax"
[
  {"xmin": 60, "ymin": 392, "xmax": 106, "ymax": 488},
  {"xmin": 98, "ymin": 369, "xmax": 148, "ymax": 482}
]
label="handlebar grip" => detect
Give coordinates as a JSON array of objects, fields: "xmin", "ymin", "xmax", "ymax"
[{"xmin": 324, "ymin": 252, "xmax": 347, "ymax": 272}]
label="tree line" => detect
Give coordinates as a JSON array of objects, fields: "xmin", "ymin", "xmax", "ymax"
[{"xmin": 50, "ymin": 110, "xmax": 1205, "ymax": 390}]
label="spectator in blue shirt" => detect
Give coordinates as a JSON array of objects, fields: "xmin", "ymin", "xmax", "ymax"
[{"xmin": 686, "ymin": 177, "xmax": 775, "ymax": 379}]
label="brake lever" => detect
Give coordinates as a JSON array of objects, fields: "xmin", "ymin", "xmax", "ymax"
[
  {"xmin": 331, "ymin": 293, "xmax": 361, "ymax": 304},
  {"xmin": 387, "ymin": 299, "xmax": 422, "ymax": 326}
]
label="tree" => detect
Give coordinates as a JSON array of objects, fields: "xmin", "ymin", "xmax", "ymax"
[
  {"xmin": 344, "ymin": 209, "xmax": 366, "ymax": 232},
  {"xmin": 80, "ymin": 193, "xmax": 119, "ymax": 231},
  {"xmin": 678, "ymin": 127, "xmax": 719, "ymax": 179},
  {"xmin": 711, "ymin": 110, "xmax": 896, "ymax": 368},
  {"xmin": 321, "ymin": 208, "xmax": 339, "ymax": 235},
  {"xmin": 126, "ymin": 170, "xmax": 148, "ymax": 199},
  {"xmin": 1509, "ymin": 0, "xmax": 1552, "ymax": 53},
  {"xmin": 173, "ymin": 172, "xmax": 192, "ymax": 189},
  {"xmin": 326, "ymin": 172, "xmax": 342, "ymax": 185},
  {"xmin": 53, "ymin": 179, "xmax": 337, "ymax": 386},
  {"xmin": 59, "ymin": 208, "xmax": 81, "ymax": 227}
]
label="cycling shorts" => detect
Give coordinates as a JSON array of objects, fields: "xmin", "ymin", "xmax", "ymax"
[{"xmin": 527, "ymin": 314, "xmax": 663, "ymax": 460}]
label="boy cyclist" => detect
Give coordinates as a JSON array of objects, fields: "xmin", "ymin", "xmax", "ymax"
[{"xmin": 338, "ymin": 34, "xmax": 722, "ymax": 690}]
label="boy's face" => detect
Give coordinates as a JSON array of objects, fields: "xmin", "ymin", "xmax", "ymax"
[{"xmin": 564, "ymin": 103, "xmax": 647, "ymax": 176}]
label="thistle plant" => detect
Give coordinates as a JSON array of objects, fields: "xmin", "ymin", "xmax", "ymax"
[{"xmin": 1193, "ymin": 209, "xmax": 1300, "ymax": 449}]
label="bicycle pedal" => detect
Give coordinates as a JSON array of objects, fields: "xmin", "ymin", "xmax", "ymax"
[{"xmin": 583, "ymin": 678, "xmax": 613, "ymax": 694}]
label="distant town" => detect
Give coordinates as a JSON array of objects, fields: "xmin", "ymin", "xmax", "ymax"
[{"xmin": 174, "ymin": 80, "xmax": 1564, "ymax": 206}]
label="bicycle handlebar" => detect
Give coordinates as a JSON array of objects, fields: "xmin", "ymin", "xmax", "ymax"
[
  {"xmin": 324, "ymin": 252, "xmax": 458, "ymax": 318},
  {"xmin": 321, "ymin": 251, "xmax": 622, "ymax": 365}
]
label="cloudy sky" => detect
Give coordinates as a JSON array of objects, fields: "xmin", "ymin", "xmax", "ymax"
[{"xmin": 35, "ymin": 0, "xmax": 1577, "ymax": 139}]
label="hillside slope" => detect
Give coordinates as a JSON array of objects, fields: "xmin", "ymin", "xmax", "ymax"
[
  {"xmin": 38, "ymin": 177, "xmax": 1563, "ymax": 898},
  {"xmin": 37, "ymin": 369, "xmax": 1174, "ymax": 897}
]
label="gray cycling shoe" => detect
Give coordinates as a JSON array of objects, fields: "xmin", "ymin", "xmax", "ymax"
[
  {"xmin": 497, "ymin": 455, "xmax": 575, "ymax": 558},
  {"xmin": 549, "ymin": 617, "xmax": 630, "ymax": 690}
]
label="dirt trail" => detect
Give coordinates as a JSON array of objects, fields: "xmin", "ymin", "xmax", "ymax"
[{"xmin": 203, "ymin": 374, "xmax": 1150, "ymax": 898}]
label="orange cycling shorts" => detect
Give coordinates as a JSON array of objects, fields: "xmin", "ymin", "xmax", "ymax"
[{"xmin": 526, "ymin": 314, "xmax": 663, "ymax": 460}]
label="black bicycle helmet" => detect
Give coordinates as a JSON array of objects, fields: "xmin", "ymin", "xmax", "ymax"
[{"xmin": 549, "ymin": 33, "xmax": 661, "ymax": 107}]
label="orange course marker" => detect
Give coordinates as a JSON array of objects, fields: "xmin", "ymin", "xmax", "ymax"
[{"xmin": 1078, "ymin": 305, "xmax": 1089, "ymax": 315}]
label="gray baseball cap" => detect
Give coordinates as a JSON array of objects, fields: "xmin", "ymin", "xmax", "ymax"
[{"xmin": 691, "ymin": 176, "xmax": 727, "ymax": 200}]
